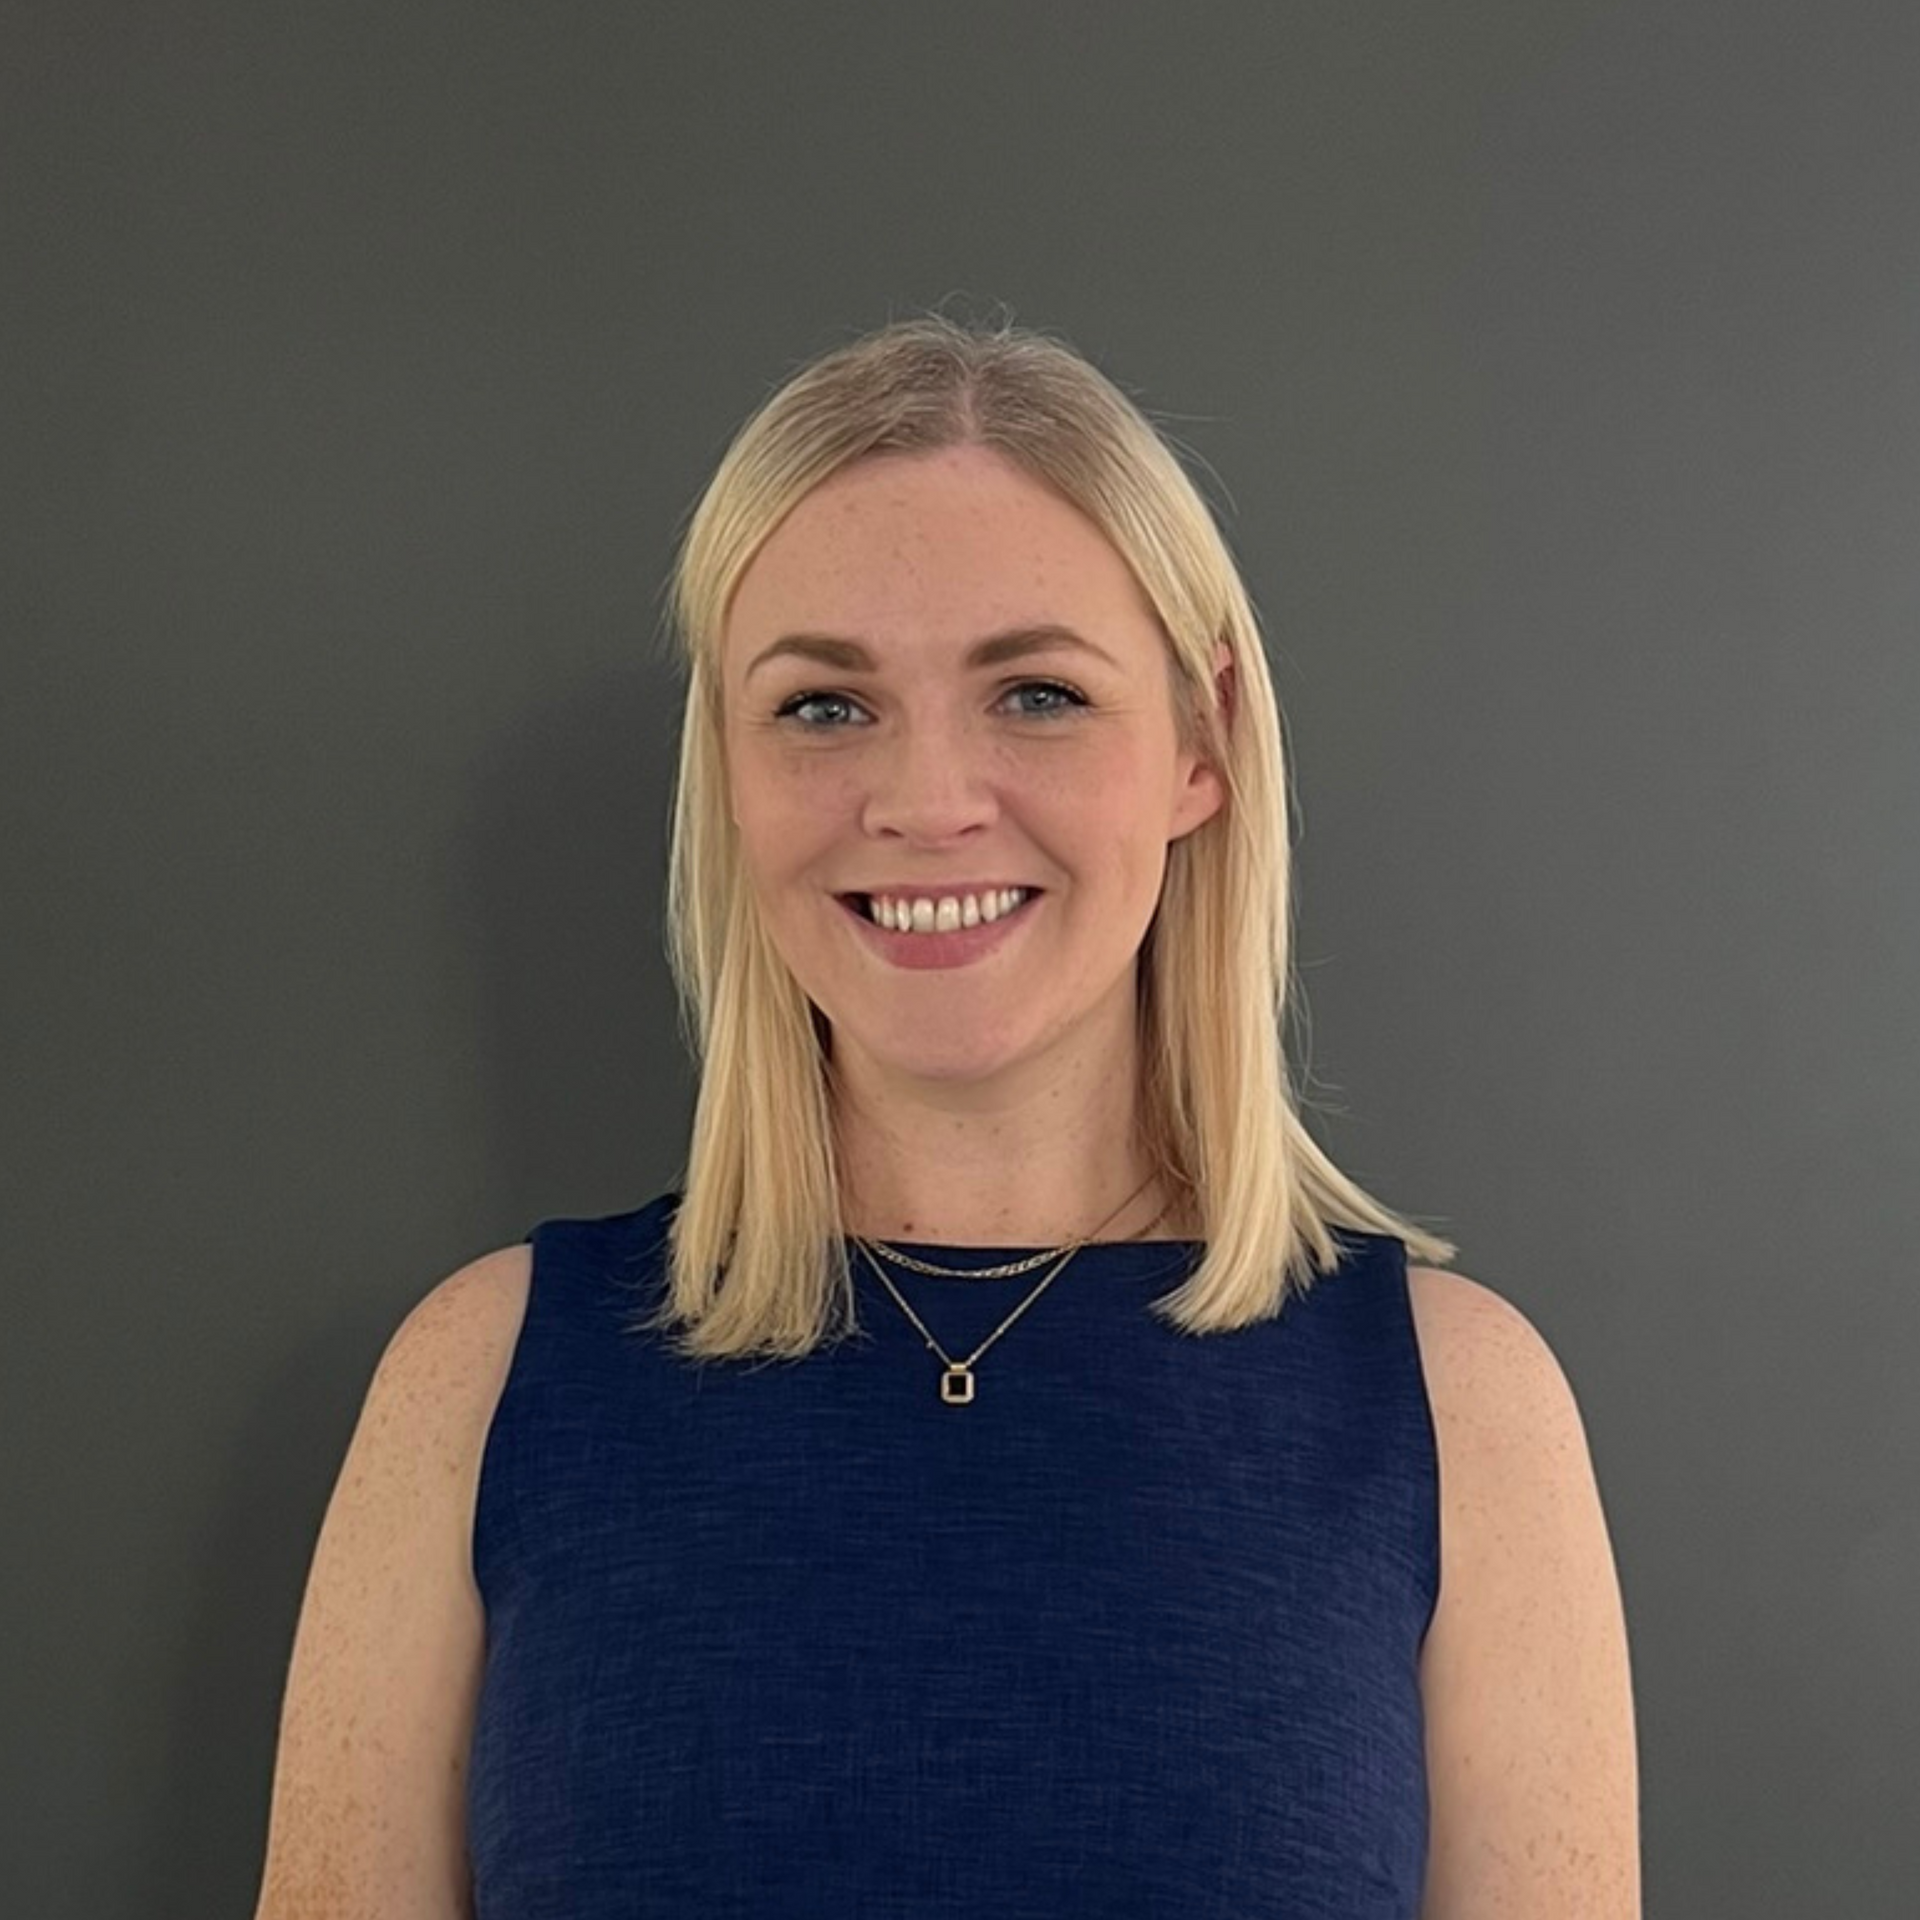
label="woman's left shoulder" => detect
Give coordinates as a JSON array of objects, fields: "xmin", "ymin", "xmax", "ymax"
[
  {"xmin": 1404, "ymin": 1262, "xmax": 1572, "ymax": 1411},
  {"xmin": 1402, "ymin": 1263, "xmax": 1643, "ymax": 1915},
  {"xmin": 1402, "ymin": 1261, "xmax": 1610, "ymax": 1588}
]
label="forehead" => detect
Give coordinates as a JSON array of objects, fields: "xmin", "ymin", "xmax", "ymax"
[{"xmin": 724, "ymin": 444, "xmax": 1159, "ymax": 654}]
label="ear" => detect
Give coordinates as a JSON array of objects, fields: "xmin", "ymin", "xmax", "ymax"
[{"xmin": 1169, "ymin": 642, "xmax": 1235, "ymax": 841}]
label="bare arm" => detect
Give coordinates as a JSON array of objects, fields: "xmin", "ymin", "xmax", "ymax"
[
  {"xmin": 1410, "ymin": 1267, "xmax": 1642, "ymax": 1918},
  {"xmin": 251, "ymin": 1244, "xmax": 532, "ymax": 1920}
]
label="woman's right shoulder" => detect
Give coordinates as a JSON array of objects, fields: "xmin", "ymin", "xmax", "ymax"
[
  {"xmin": 379, "ymin": 1240, "xmax": 534, "ymax": 1404},
  {"xmin": 250, "ymin": 1240, "xmax": 534, "ymax": 1919},
  {"xmin": 354, "ymin": 1240, "xmax": 537, "ymax": 1482}
]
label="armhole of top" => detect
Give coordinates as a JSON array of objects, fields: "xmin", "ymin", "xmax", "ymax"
[
  {"xmin": 1397, "ymin": 1250, "xmax": 1446, "ymax": 1653},
  {"xmin": 468, "ymin": 1226, "xmax": 544, "ymax": 1607}
]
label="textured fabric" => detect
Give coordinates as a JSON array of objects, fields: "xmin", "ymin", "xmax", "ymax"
[{"xmin": 467, "ymin": 1192, "xmax": 1439, "ymax": 1918}]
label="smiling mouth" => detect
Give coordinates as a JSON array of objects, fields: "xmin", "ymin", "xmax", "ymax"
[{"xmin": 837, "ymin": 888, "xmax": 1042, "ymax": 931}]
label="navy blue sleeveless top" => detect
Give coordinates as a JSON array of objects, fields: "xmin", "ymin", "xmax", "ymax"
[{"xmin": 468, "ymin": 1194, "xmax": 1438, "ymax": 1918}]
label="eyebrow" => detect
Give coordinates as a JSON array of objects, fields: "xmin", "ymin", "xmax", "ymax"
[{"xmin": 744, "ymin": 624, "xmax": 1119, "ymax": 681}]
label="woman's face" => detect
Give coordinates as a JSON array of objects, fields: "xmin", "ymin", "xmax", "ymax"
[{"xmin": 720, "ymin": 442, "xmax": 1226, "ymax": 1093}]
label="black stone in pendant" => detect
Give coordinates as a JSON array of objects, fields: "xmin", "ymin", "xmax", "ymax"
[{"xmin": 940, "ymin": 1364, "xmax": 975, "ymax": 1405}]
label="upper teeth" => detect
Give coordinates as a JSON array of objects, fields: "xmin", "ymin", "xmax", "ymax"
[{"xmin": 866, "ymin": 887, "xmax": 1031, "ymax": 932}]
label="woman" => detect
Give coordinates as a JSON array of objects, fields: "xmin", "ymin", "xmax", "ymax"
[{"xmin": 252, "ymin": 313, "xmax": 1640, "ymax": 1916}]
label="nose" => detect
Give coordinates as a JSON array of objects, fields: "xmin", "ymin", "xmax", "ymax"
[{"xmin": 857, "ymin": 718, "xmax": 1003, "ymax": 846}]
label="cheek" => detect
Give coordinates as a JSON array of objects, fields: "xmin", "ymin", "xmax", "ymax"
[{"xmin": 732, "ymin": 770, "xmax": 852, "ymax": 878}]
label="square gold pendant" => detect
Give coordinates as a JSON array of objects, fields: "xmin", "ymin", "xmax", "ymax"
[{"xmin": 940, "ymin": 1364, "xmax": 975, "ymax": 1405}]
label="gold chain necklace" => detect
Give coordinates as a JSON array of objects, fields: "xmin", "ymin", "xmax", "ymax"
[{"xmin": 849, "ymin": 1174, "xmax": 1170, "ymax": 1405}]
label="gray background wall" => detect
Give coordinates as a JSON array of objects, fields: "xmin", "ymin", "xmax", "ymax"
[{"xmin": 5, "ymin": 3, "xmax": 1915, "ymax": 1913}]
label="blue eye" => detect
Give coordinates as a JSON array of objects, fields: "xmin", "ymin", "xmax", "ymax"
[
  {"xmin": 774, "ymin": 691, "xmax": 863, "ymax": 728},
  {"xmin": 773, "ymin": 681, "xmax": 1088, "ymax": 729},
  {"xmin": 1009, "ymin": 681, "xmax": 1086, "ymax": 718}
]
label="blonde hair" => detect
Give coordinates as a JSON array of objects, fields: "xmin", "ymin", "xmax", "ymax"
[{"xmin": 642, "ymin": 306, "xmax": 1456, "ymax": 1361}]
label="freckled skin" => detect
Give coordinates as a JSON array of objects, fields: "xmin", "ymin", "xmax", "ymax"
[
  {"xmin": 252, "ymin": 1249, "xmax": 531, "ymax": 1917},
  {"xmin": 721, "ymin": 443, "xmax": 1226, "ymax": 1104}
]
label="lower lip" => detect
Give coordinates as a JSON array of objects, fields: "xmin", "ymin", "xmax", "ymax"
[{"xmin": 837, "ymin": 892, "xmax": 1043, "ymax": 970}]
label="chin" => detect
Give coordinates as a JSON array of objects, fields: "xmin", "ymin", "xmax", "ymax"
[{"xmin": 833, "ymin": 1021, "xmax": 1035, "ymax": 1085}]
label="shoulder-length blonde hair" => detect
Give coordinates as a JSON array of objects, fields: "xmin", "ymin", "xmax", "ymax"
[{"xmin": 640, "ymin": 308, "xmax": 1456, "ymax": 1362}]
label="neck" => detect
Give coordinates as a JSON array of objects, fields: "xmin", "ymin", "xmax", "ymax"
[
  {"xmin": 848, "ymin": 1172, "xmax": 1182, "ymax": 1247},
  {"xmin": 827, "ymin": 1030, "xmax": 1187, "ymax": 1247}
]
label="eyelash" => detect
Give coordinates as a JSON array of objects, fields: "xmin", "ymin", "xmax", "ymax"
[{"xmin": 771, "ymin": 680, "xmax": 1090, "ymax": 730}]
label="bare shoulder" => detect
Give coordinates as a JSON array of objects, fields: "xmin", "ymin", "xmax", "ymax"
[
  {"xmin": 1403, "ymin": 1264, "xmax": 1642, "ymax": 1917},
  {"xmin": 252, "ymin": 1240, "xmax": 533, "ymax": 1920},
  {"xmin": 338, "ymin": 1239, "xmax": 536, "ymax": 1527},
  {"xmin": 1404, "ymin": 1262, "xmax": 1618, "ymax": 1501},
  {"xmin": 378, "ymin": 1239, "xmax": 534, "ymax": 1425},
  {"xmin": 1404, "ymin": 1259, "xmax": 1614, "ymax": 1609},
  {"xmin": 1403, "ymin": 1262, "xmax": 1626, "ymax": 1579},
  {"xmin": 1405, "ymin": 1259, "xmax": 1542, "ymax": 1359}
]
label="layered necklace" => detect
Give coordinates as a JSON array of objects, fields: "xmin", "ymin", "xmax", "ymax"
[{"xmin": 847, "ymin": 1172, "xmax": 1173, "ymax": 1405}]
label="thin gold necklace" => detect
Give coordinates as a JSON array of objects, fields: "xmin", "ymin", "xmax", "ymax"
[{"xmin": 849, "ymin": 1174, "xmax": 1169, "ymax": 1405}]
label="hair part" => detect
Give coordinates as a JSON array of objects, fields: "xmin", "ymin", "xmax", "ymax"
[{"xmin": 641, "ymin": 305, "xmax": 1456, "ymax": 1361}]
